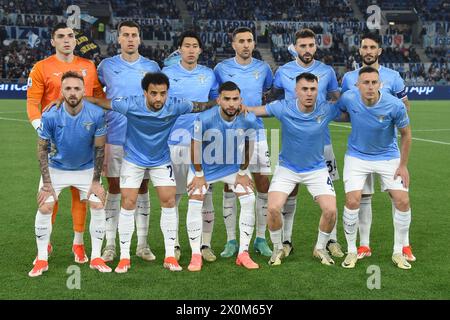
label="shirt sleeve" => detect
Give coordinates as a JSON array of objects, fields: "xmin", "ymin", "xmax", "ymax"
[
  {"xmin": 263, "ymin": 64, "xmax": 274, "ymax": 91},
  {"xmin": 26, "ymin": 62, "xmax": 45, "ymax": 123},
  {"xmin": 111, "ymin": 96, "xmax": 132, "ymax": 115},
  {"xmin": 209, "ymin": 73, "xmax": 220, "ymax": 100},
  {"xmin": 335, "ymin": 94, "xmax": 348, "ymax": 112},
  {"xmin": 94, "ymin": 111, "xmax": 107, "ymax": 137},
  {"xmin": 394, "ymin": 102, "xmax": 410, "ymax": 129},
  {"xmin": 179, "ymin": 99, "xmax": 194, "ymax": 114},
  {"xmin": 273, "ymin": 68, "xmax": 283, "ymax": 89},
  {"xmin": 340, "ymin": 74, "xmax": 349, "ymax": 93},
  {"xmin": 38, "ymin": 113, "xmax": 53, "ymax": 140},
  {"xmin": 97, "ymin": 60, "xmax": 105, "ymax": 86},
  {"xmin": 327, "ymin": 67, "xmax": 339, "ymax": 93},
  {"xmin": 265, "ymin": 99, "xmax": 284, "ymax": 119},
  {"xmin": 393, "ymin": 72, "xmax": 407, "ymax": 99},
  {"xmin": 213, "ymin": 65, "xmax": 223, "ymax": 84},
  {"xmin": 90, "ymin": 63, "xmax": 106, "ymax": 98}
]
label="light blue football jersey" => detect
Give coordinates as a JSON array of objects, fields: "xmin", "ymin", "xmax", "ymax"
[
  {"xmin": 192, "ymin": 107, "xmax": 258, "ymax": 182},
  {"xmin": 265, "ymin": 99, "xmax": 341, "ymax": 173},
  {"xmin": 273, "ymin": 59, "xmax": 339, "ymax": 145},
  {"xmin": 164, "ymin": 62, "xmax": 219, "ymax": 147},
  {"xmin": 97, "ymin": 55, "xmax": 160, "ymax": 145},
  {"xmin": 111, "ymin": 95, "xmax": 193, "ymax": 167},
  {"xmin": 341, "ymin": 65, "xmax": 407, "ymax": 99},
  {"xmin": 39, "ymin": 101, "xmax": 106, "ymax": 170},
  {"xmin": 214, "ymin": 57, "xmax": 273, "ymax": 140},
  {"xmin": 336, "ymin": 90, "xmax": 409, "ymax": 161}
]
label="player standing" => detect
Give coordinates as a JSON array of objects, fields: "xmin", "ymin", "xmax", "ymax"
[
  {"xmin": 214, "ymin": 27, "xmax": 273, "ymax": 258},
  {"xmin": 97, "ymin": 21, "xmax": 161, "ymax": 263}
]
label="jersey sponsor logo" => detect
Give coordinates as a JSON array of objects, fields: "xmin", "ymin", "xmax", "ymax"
[
  {"xmin": 83, "ymin": 121, "xmax": 94, "ymax": 131},
  {"xmin": 113, "ymin": 70, "xmax": 121, "ymax": 74},
  {"xmin": 172, "ymin": 78, "xmax": 180, "ymax": 82},
  {"xmin": 227, "ymin": 73, "xmax": 235, "ymax": 78}
]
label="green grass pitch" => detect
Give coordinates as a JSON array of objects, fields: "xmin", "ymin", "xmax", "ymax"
[{"xmin": 0, "ymin": 99, "xmax": 449, "ymax": 300}]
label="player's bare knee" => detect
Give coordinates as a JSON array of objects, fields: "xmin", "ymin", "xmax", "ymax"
[
  {"xmin": 393, "ymin": 195, "xmax": 410, "ymax": 211},
  {"xmin": 121, "ymin": 197, "xmax": 137, "ymax": 210},
  {"xmin": 160, "ymin": 198, "xmax": 176, "ymax": 208},
  {"xmin": 322, "ymin": 206, "xmax": 336, "ymax": 222},
  {"xmin": 345, "ymin": 196, "xmax": 361, "ymax": 210},
  {"xmin": 39, "ymin": 203, "xmax": 54, "ymax": 214}
]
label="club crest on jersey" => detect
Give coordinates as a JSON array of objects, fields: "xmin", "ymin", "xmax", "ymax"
[
  {"xmin": 198, "ymin": 74, "xmax": 206, "ymax": 84},
  {"xmin": 378, "ymin": 115, "xmax": 385, "ymax": 122},
  {"xmin": 80, "ymin": 69, "xmax": 87, "ymax": 77},
  {"xmin": 254, "ymin": 71, "xmax": 260, "ymax": 79},
  {"xmin": 236, "ymin": 128, "xmax": 245, "ymax": 136},
  {"xmin": 316, "ymin": 115, "xmax": 323, "ymax": 123},
  {"xmin": 83, "ymin": 121, "xmax": 94, "ymax": 131}
]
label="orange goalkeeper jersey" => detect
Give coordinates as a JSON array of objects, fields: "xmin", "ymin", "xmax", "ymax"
[{"xmin": 26, "ymin": 55, "xmax": 105, "ymax": 123}]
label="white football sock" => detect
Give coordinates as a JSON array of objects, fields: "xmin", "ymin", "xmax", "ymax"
[
  {"xmin": 201, "ymin": 189, "xmax": 214, "ymax": 247},
  {"xmin": 35, "ymin": 210, "xmax": 52, "ymax": 261},
  {"xmin": 358, "ymin": 196, "xmax": 372, "ymax": 247},
  {"xmin": 315, "ymin": 229, "xmax": 331, "ymax": 250},
  {"xmin": 392, "ymin": 199, "xmax": 410, "ymax": 246},
  {"xmin": 343, "ymin": 206, "xmax": 359, "ymax": 254},
  {"xmin": 187, "ymin": 199, "xmax": 203, "ymax": 254},
  {"xmin": 118, "ymin": 208, "xmax": 135, "ymax": 260},
  {"xmin": 255, "ymin": 192, "xmax": 268, "ymax": 239},
  {"xmin": 238, "ymin": 194, "xmax": 256, "ymax": 253},
  {"xmin": 393, "ymin": 208, "xmax": 411, "ymax": 254},
  {"xmin": 135, "ymin": 193, "xmax": 150, "ymax": 247},
  {"xmin": 89, "ymin": 208, "xmax": 106, "ymax": 259},
  {"xmin": 160, "ymin": 207, "xmax": 177, "ymax": 258},
  {"xmin": 223, "ymin": 191, "xmax": 237, "ymax": 242},
  {"xmin": 105, "ymin": 192, "xmax": 120, "ymax": 247},
  {"xmin": 174, "ymin": 194, "xmax": 182, "ymax": 248},
  {"xmin": 282, "ymin": 195, "xmax": 297, "ymax": 243},
  {"xmin": 269, "ymin": 229, "xmax": 283, "ymax": 251}
]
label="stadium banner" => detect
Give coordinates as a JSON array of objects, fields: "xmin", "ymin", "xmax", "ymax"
[
  {"xmin": 422, "ymin": 22, "xmax": 450, "ymax": 36},
  {"xmin": 272, "ymin": 33, "xmax": 333, "ymax": 48},
  {"xmin": 0, "ymin": 82, "xmax": 28, "ymax": 99},
  {"xmin": 423, "ymin": 35, "xmax": 450, "ymax": 47},
  {"xmin": 197, "ymin": 20, "xmax": 256, "ymax": 32},
  {"xmin": 4, "ymin": 26, "xmax": 51, "ymax": 40},
  {"xmin": 4, "ymin": 13, "xmax": 64, "ymax": 26},
  {"xmin": 199, "ymin": 32, "xmax": 232, "ymax": 46},
  {"xmin": 112, "ymin": 17, "xmax": 183, "ymax": 30},
  {"xmin": 261, "ymin": 21, "xmax": 366, "ymax": 33},
  {"xmin": 344, "ymin": 34, "xmax": 405, "ymax": 48}
]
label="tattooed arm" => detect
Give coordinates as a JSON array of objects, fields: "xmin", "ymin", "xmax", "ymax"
[
  {"xmin": 191, "ymin": 99, "xmax": 217, "ymax": 113},
  {"xmin": 37, "ymin": 138, "xmax": 57, "ymax": 207},
  {"xmin": 87, "ymin": 135, "xmax": 106, "ymax": 204}
]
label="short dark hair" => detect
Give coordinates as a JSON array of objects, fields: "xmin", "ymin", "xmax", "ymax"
[
  {"xmin": 61, "ymin": 71, "xmax": 84, "ymax": 84},
  {"xmin": 141, "ymin": 72, "xmax": 170, "ymax": 91},
  {"xmin": 178, "ymin": 30, "xmax": 202, "ymax": 49},
  {"xmin": 52, "ymin": 23, "xmax": 72, "ymax": 38},
  {"xmin": 358, "ymin": 66, "xmax": 379, "ymax": 76},
  {"xmin": 294, "ymin": 28, "xmax": 316, "ymax": 43},
  {"xmin": 118, "ymin": 20, "xmax": 141, "ymax": 34},
  {"xmin": 219, "ymin": 81, "xmax": 241, "ymax": 93},
  {"xmin": 232, "ymin": 27, "xmax": 254, "ymax": 41},
  {"xmin": 296, "ymin": 72, "xmax": 318, "ymax": 83},
  {"xmin": 361, "ymin": 32, "xmax": 381, "ymax": 47}
]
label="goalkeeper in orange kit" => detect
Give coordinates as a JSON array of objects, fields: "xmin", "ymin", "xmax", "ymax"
[{"xmin": 27, "ymin": 23, "xmax": 105, "ymax": 264}]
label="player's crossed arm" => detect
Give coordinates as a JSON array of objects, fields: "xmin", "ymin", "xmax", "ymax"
[{"xmin": 37, "ymin": 138, "xmax": 57, "ymax": 207}]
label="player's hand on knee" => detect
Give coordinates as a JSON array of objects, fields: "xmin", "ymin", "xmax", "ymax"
[
  {"xmin": 37, "ymin": 183, "xmax": 57, "ymax": 207},
  {"xmin": 88, "ymin": 181, "xmax": 106, "ymax": 205},
  {"xmin": 235, "ymin": 174, "xmax": 254, "ymax": 194},
  {"xmin": 187, "ymin": 177, "xmax": 207, "ymax": 196},
  {"xmin": 394, "ymin": 165, "xmax": 409, "ymax": 188}
]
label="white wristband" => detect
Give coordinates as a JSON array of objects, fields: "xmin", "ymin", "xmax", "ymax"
[
  {"xmin": 238, "ymin": 169, "xmax": 248, "ymax": 176},
  {"xmin": 31, "ymin": 119, "xmax": 42, "ymax": 131},
  {"xmin": 195, "ymin": 170, "xmax": 204, "ymax": 177}
]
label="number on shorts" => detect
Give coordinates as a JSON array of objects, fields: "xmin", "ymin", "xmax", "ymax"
[
  {"xmin": 166, "ymin": 165, "xmax": 173, "ymax": 178},
  {"xmin": 327, "ymin": 176, "xmax": 334, "ymax": 191}
]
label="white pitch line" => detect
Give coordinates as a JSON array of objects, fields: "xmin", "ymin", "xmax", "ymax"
[
  {"xmin": 0, "ymin": 111, "xmax": 26, "ymax": 114},
  {"xmin": 413, "ymin": 129, "xmax": 450, "ymax": 132},
  {"xmin": 0, "ymin": 117, "xmax": 28, "ymax": 122}
]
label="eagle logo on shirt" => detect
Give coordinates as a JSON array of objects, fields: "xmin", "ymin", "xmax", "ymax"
[
  {"xmin": 316, "ymin": 115, "xmax": 323, "ymax": 124},
  {"xmin": 83, "ymin": 122, "xmax": 94, "ymax": 131},
  {"xmin": 378, "ymin": 115, "xmax": 385, "ymax": 122},
  {"xmin": 80, "ymin": 69, "xmax": 87, "ymax": 77},
  {"xmin": 198, "ymin": 74, "xmax": 206, "ymax": 84},
  {"xmin": 254, "ymin": 71, "xmax": 260, "ymax": 79}
]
